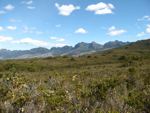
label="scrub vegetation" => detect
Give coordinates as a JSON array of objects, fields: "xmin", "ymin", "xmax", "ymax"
[{"xmin": 0, "ymin": 39, "xmax": 150, "ymax": 113}]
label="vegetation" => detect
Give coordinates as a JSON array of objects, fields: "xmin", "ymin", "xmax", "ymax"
[{"xmin": 0, "ymin": 39, "xmax": 150, "ymax": 113}]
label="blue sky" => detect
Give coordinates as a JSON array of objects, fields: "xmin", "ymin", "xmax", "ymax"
[{"xmin": 0, "ymin": 0, "xmax": 150, "ymax": 50}]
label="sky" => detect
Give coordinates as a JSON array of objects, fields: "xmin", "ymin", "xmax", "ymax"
[{"xmin": 0, "ymin": 0, "xmax": 150, "ymax": 50}]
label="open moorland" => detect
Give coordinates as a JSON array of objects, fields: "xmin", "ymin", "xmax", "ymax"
[{"xmin": 0, "ymin": 39, "xmax": 150, "ymax": 113}]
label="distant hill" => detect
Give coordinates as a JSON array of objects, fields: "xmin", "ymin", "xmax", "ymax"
[
  {"xmin": 93, "ymin": 39, "xmax": 150, "ymax": 60},
  {"xmin": 103, "ymin": 40, "xmax": 130, "ymax": 48},
  {"xmin": 0, "ymin": 40, "xmax": 130, "ymax": 59},
  {"xmin": 121, "ymin": 39, "xmax": 150, "ymax": 50}
]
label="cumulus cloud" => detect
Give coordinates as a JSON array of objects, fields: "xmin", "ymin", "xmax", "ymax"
[
  {"xmin": 146, "ymin": 24, "xmax": 150, "ymax": 33},
  {"xmin": 136, "ymin": 24, "xmax": 150, "ymax": 37},
  {"xmin": 55, "ymin": 3, "xmax": 80, "ymax": 16},
  {"xmin": 86, "ymin": 2, "xmax": 114, "ymax": 15},
  {"xmin": 50, "ymin": 37, "xmax": 65, "ymax": 42},
  {"xmin": 54, "ymin": 43, "xmax": 67, "ymax": 47},
  {"xmin": 26, "ymin": 1, "xmax": 33, "ymax": 5},
  {"xmin": 22, "ymin": 26, "xmax": 42, "ymax": 35},
  {"xmin": 138, "ymin": 15, "xmax": 150, "ymax": 21},
  {"xmin": 0, "ymin": 35, "xmax": 13, "ymax": 42},
  {"xmin": 137, "ymin": 32, "xmax": 146, "ymax": 37},
  {"xmin": 0, "ymin": 4, "xmax": 14, "ymax": 15},
  {"xmin": 22, "ymin": 0, "xmax": 33, "ymax": 5},
  {"xmin": 22, "ymin": 26, "xmax": 35, "ymax": 33},
  {"xmin": 9, "ymin": 18, "xmax": 22, "ymax": 23},
  {"xmin": 27, "ymin": 6, "xmax": 35, "ymax": 10},
  {"xmin": 12, "ymin": 38, "xmax": 49, "ymax": 47},
  {"xmin": 22, "ymin": 0, "xmax": 35, "ymax": 10},
  {"xmin": 7, "ymin": 26, "xmax": 17, "ymax": 30},
  {"xmin": 4, "ymin": 4, "xmax": 15, "ymax": 11},
  {"xmin": 107, "ymin": 26, "xmax": 126, "ymax": 36},
  {"xmin": 75, "ymin": 28, "xmax": 88, "ymax": 34},
  {"xmin": 0, "ymin": 26, "xmax": 4, "ymax": 31}
]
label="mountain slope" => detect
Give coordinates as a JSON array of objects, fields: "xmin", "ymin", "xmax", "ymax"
[
  {"xmin": 0, "ymin": 40, "xmax": 129, "ymax": 59},
  {"xmin": 104, "ymin": 40, "xmax": 130, "ymax": 48},
  {"xmin": 122, "ymin": 39, "xmax": 150, "ymax": 50}
]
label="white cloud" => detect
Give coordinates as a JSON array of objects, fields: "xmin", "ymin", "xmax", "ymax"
[
  {"xmin": 138, "ymin": 15, "xmax": 150, "ymax": 21},
  {"xmin": 22, "ymin": 0, "xmax": 33, "ymax": 5},
  {"xmin": 137, "ymin": 32, "xmax": 146, "ymax": 37},
  {"xmin": 4, "ymin": 4, "xmax": 15, "ymax": 11},
  {"xmin": 144, "ymin": 16, "xmax": 150, "ymax": 21},
  {"xmin": 0, "ymin": 35, "xmax": 13, "ymax": 42},
  {"xmin": 136, "ymin": 24, "xmax": 150, "ymax": 37},
  {"xmin": 7, "ymin": 26, "xmax": 17, "ymax": 30},
  {"xmin": 9, "ymin": 18, "xmax": 22, "ymax": 23},
  {"xmin": 22, "ymin": 0, "xmax": 35, "ymax": 10},
  {"xmin": 146, "ymin": 24, "xmax": 150, "ymax": 33},
  {"xmin": 27, "ymin": 6, "xmax": 35, "ymax": 10},
  {"xmin": 50, "ymin": 37, "xmax": 65, "ymax": 42},
  {"xmin": 86, "ymin": 2, "xmax": 114, "ymax": 15},
  {"xmin": 22, "ymin": 26, "xmax": 43, "ymax": 35},
  {"xmin": 26, "ymin": 1, "xmax": 33, "ymax": 5},
  {"xmin": 12, "ymin": 38, "xmax": 49, "ymax": 47},
  {"xmin": 107, "ymin": 26, "xmax": 126, "ymax": 36},
  {"xmin": 54, "ymin": 43, "xmax": 67, "ymax": 47},
  {"xmin": 75, "ymin": 28, "xmax": 88, "ymax": 34},
  {"xmin": 0, "ymin": 26, "xmax": 4, "ymax": 31},
  {"xmin": 55, "ymin": 3, "xmax": 80, "ymax": 16},
  {"xmin": 22, "ymin": 26, "xmax": 35, "ymax": 33}
]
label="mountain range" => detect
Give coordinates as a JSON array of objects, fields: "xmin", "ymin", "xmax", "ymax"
[{"xmin": 0, "ymin": 40, "xmax": 130, "ymax": 59}]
